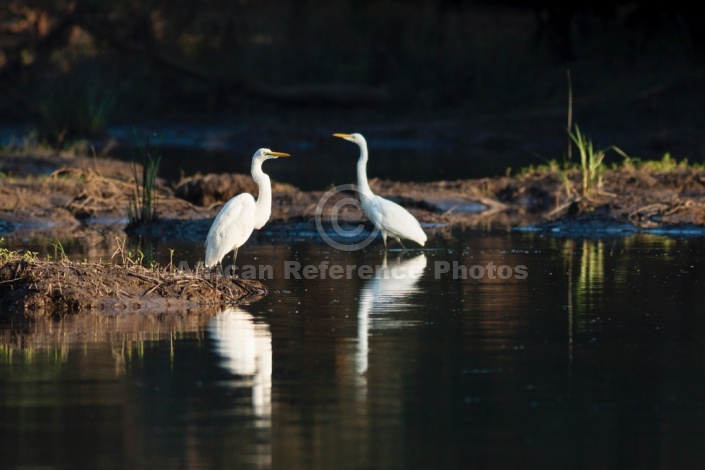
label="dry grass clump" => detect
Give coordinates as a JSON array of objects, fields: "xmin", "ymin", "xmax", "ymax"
[{"xmin": 0, "ymin": 239, "xmax": 267, "ymax": 318}]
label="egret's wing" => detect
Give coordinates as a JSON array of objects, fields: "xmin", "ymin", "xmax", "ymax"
[
  {"xmin": 205, "ymin": 194, "xmax": 257, "ymax": 267},
  {"xmin": 373, "ymin": 195, "xmax": 427, "ymax": 245}
]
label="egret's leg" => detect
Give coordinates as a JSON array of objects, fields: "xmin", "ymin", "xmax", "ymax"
[
  {"xmin": 397, "ymin": 238, "xmax": 407, "ymax": 252},
  {"xmin": 230, "ymin": 248, "xmax": 240, "ymax": 278},
  {"xmin": 382, "ymin": 232, "xmax": 388, "ymax": 250}
]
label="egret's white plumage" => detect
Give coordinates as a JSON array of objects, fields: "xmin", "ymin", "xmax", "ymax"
[
  {"xmin": 333, "ymin": 132, "xmax": 427, "ymax": 249},
  {"xmin": 205, "ymin": 148, "xmax": 290, "ymax": 268}
]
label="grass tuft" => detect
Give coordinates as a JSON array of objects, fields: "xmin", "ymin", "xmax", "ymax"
[
  {"xmin": 127, "ymin": 132, "xmax": 162, "ymax": 226},
  {"xmin": 568, "ymin": 124, "xmax": 609, "ymax": 197}
]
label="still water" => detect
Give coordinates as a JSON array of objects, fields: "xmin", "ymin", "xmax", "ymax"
[{"xmin": 2, "ymin": 232, "xmax": 705, "ymax": 469}]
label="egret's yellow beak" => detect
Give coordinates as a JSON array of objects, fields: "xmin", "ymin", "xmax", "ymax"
[
  {"xmin": 268, "ymin": 151, "xmax": 291, "ymax": 157},
  {"xmin": 333, "ymin": 133, "xmax": 352, "ymax": 139}
]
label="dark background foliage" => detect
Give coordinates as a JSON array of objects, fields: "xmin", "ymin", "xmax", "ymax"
[{"xmin": 1, "ymin": 1, "xmax": 704, "ymax": 183}]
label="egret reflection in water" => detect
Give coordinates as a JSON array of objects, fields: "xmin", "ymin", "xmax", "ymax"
[
  {"xmin": 208, "ymin": 307, "xmax": 273, "ymax": 422},
  {"xmin": 357, "ymin": 253, "xmax": 427, "ymax": 381}
]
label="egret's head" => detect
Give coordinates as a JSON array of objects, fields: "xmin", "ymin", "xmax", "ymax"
[
  {"xmin": 333, "ymin": 133, "xmax": 366, "ymax": 146},
  {"xmin": 254, "ymin": 148, "xmax": 291, "ymax": 161}
]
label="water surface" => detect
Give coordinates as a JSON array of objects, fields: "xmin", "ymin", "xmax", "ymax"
[{"xmin": 2, "ymin": 233, "xmax": 705, "ymax": 469}]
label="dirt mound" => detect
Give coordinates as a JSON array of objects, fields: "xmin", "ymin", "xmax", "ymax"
[{"xmin": 0, "ymin": 258, "xmax": 268, "ymax": 318}]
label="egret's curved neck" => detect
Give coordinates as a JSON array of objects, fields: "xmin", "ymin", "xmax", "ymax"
[
  {"xmin": 251, "ymin": 157, "xmax": 272, "ymax": 229},
  {"xmin": 356, "ymin": 141, "xmax": 373, "ymax": 197}
]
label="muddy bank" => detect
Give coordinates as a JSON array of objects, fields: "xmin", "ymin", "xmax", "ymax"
[
  {"xmin": 3, "ymin": 151, "xmax": 705, "ymax": 247},
  {"xmin": 507, "ymin": 165, "xmax": 705, "ymax": 236},
  {"xmin": 0, "ymin": 150, "xmax": 210, "ymax": 248},
  {"xmin": 0, "ymin": 258, "xmax": 267, "ymax": 318}
]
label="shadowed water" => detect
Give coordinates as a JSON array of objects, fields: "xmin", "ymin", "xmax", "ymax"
[{"xmin": 2, "ymin": 232, "xmax": 705, "ymax": 469}]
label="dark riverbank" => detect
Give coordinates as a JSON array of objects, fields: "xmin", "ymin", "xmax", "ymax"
[{"xmin": 2, "ymin": 150, "xmax": 705, "ymax": 248}]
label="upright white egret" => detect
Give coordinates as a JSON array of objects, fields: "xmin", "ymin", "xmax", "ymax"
[
  {"xmin": 205, "ymin": 148, "xmax": 291, "ymax": 268},
  {"xmin": 333, "ymin": 133, "xmax": 427, "ymax": 250}
]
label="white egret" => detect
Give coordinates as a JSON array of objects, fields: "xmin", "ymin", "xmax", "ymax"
[
  {"xmin": 333, "ymin": 133, "xmax": 427, "ymax": 250},
  {"xmin": 205, "ymin": 148, "xmax": 291, "ymax": 268}
]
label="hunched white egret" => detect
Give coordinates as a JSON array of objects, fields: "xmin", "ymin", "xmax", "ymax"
[
  {"xmin": 333, "ymin": 133, "xmax": 427, "ymax": 250},
  {"xmin": 204, "ymin": 148, "xmax": 290, "ymax": 268}
]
